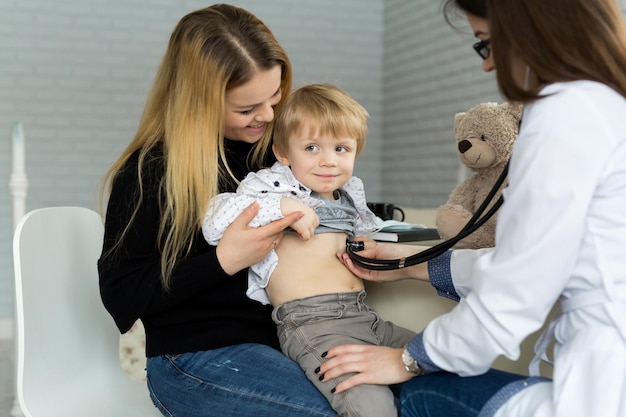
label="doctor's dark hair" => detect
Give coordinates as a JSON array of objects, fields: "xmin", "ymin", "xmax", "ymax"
[
  {"xmin": 487, "ymin": 0, "xmax": 626, "ymax": 103},
  {"xmin": 272, "ymin": 83, "xmax": 369, "ymax": 158},
  {"xmin": 443, "ymin": 0, "xmax": 487, "ymax": 27}
]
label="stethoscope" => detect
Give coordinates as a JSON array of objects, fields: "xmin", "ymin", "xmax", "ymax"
[
  {"xmin": 346, "ymin": 69, "xmax": 529, "ymax": 270},
  {"xmin": 346, "ymin": 160, "xmax": 510, "ymax": 270}
]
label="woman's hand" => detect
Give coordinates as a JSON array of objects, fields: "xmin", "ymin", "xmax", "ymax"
[
  {"xmin": 317, "ymin": 344, "xmax": 413, "ymax": 394},
  {"xmin": 338, "ymin": 239, "xmax": 431, "ymax": 283},
  {"xmin": 216, "ymin": 201, "xmax": 303, "ymax": 275}
]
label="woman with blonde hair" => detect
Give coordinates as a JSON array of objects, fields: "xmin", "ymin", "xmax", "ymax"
[
  {"xmin": 321, "ymin": 0, "xmax": 626, "ymax": 416},
  {"xmin": 98, "ymin": 5, "xmax": 337, "ymax": 416}
]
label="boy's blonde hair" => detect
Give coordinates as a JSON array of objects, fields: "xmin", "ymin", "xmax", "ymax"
[{"xmin": 273, "ymin": 84, "xmax": 369, "ymax": 157}]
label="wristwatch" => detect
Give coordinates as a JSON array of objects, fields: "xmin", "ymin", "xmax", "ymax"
[{"xmin": 402, "ymin": 346, "xmax": 429, "ymax": 376}]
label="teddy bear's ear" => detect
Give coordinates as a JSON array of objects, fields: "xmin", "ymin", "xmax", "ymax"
[
  {"xmin": 454, "ymin": 112, "xmax": 466, "ymax": 137},
  {"xmin": 454, "ymin": 112, "xmax": 466, "ymax": 126}
]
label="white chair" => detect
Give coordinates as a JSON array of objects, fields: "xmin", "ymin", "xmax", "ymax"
[{"xmin": 13, "ymin": 207, "xmax": 161, "ymax": 416}]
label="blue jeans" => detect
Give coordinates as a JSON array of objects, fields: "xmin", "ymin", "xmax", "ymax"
[
  {"xmin": 398, "ymin": 369, "xmax": 525, "ymax": 417},
  {"xmin": 146, "ymin": 344, "xmax": 339, "ymax": 417}
]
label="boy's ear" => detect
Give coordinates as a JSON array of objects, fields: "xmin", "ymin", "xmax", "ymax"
[{"xmin": 272, "ymin": 144, "xmax": 290, "ymax": 166}]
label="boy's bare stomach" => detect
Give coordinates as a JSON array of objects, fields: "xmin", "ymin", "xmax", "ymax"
[{"xmin": 266, "ymin": 232, "xmax": 364, "ymax": 306}]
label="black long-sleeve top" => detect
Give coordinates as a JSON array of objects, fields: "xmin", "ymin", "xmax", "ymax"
[{"xmin": 98, "ymin": 140, "xmax": 279, "ymax": 357}]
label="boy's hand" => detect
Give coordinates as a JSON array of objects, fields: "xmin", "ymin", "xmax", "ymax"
[{"xmin": 280, "ymin": 198, "xmax": 320, "ymax": 240}]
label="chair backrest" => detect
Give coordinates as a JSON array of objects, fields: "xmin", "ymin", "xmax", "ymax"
[{"xmin": 12, "ymin": 207, "xmax": 143, "ymax": 415}]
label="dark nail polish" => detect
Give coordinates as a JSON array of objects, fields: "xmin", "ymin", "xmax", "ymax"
[
  {"xmin": 318, "ymin": 374, "xmax": 324, "ymax": 381},
  {"xmin": 314, "ymin": 366, "xmax": 320, "ymax": 374},
  {"xmin": 331, "ymin": 387, "xmax": 336, "ymax": 394},
  {"xmin": 321, "ymin": 351, "xmax": 328, "ymax": 358}
]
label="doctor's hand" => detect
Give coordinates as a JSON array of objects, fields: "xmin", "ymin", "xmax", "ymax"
[
  {"xmin": 317, "ymin": 344, "xmax": 413, "ymax": 394},
  {"xmin": 337, "ymin": 240, "xmax": 431, "ymax": 283}
]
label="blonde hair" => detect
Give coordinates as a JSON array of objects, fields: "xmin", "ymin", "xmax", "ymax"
[
  {"xmin": 273, "ymin": 83, "xmax": 369, "ymax": 158},
  {"xmin": 99, "ymin": 4, "xmax": 292, "ymax": 288}
]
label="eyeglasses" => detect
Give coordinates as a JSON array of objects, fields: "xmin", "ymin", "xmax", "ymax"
[{"xmin": 473, "ymin": 39, "xmax": 491, "ymax": 60}]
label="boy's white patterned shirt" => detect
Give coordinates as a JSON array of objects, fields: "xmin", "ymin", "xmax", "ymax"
[{"xmin": 202, "ymin": 161, "xmax": 381, "ymax": 304}]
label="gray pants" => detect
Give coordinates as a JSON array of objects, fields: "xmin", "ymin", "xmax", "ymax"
[{"xmin": 272, "ymin": 291, "xmax": 416, "ymax": 417}]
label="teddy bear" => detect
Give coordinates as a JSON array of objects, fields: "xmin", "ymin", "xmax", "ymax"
[{"xmin": 435, "ymin": 101, "xmax": 523, "ymax": 249}]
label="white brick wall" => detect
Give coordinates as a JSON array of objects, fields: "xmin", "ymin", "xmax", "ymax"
[{"xmin": 0, "ymin": 0, "xmax": 383, "ymax": 318}]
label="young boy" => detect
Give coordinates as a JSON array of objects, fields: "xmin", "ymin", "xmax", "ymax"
[{"xmin": 203, "ymin": 84, "xmax": 415, "ymax": 417}]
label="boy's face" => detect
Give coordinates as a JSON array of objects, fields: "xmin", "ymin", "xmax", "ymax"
[{"xmin": 274, "ymin": 126, "xmax": 358, "ymax": 200}]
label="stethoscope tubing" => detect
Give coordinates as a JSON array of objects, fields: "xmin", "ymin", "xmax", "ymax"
[{"xmin": 346, "ymin": 161, "xmax": 510, "ymax": 270}]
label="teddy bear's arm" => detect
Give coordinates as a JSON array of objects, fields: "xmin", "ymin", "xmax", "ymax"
[
  {"xmin": 436, "ymin": 202, "xmax": 496, "ymax": 249},
  {"xmin": 436, "ymin": 203, "xmax": 473, "ymax": 241},
  {"xmin": 435, "ymin": 177, "xmax": 496, "ymax": 248}
]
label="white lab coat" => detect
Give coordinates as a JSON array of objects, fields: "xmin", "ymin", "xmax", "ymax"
[{"xmin": 425, "ymin": 81, "xmax": 626, "ymax": 417}]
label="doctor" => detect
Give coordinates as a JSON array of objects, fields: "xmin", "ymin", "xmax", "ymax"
[{"xmin": 320, "ymin": 0, "xmax": 626, "ymax": 416}]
